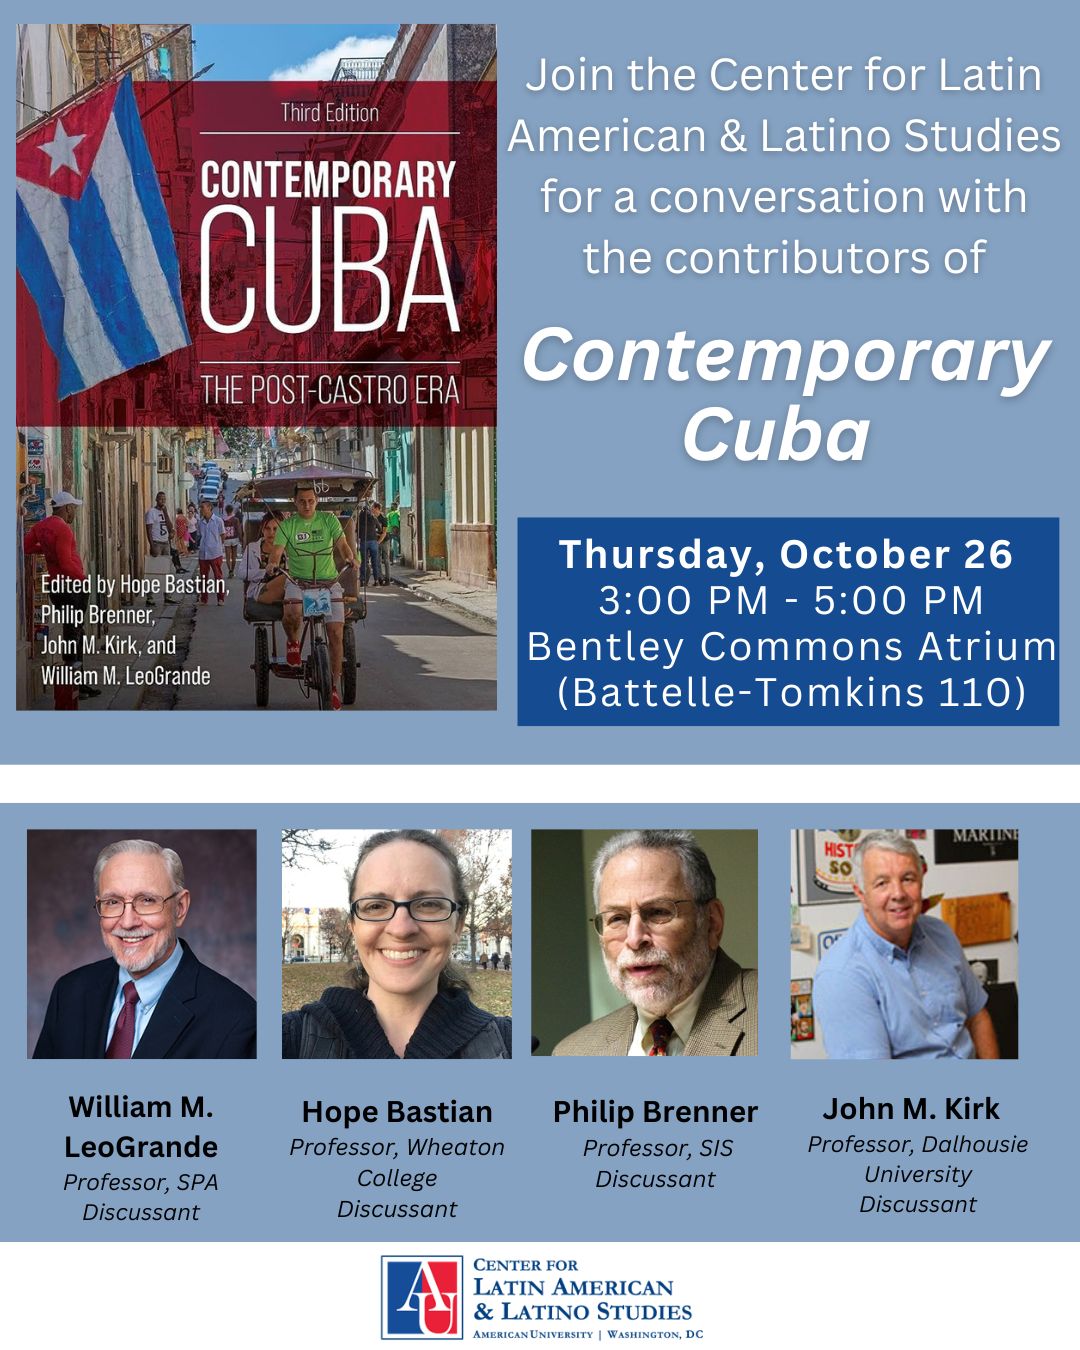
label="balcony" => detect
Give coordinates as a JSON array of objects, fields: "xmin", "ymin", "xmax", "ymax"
[{"xmin": 331, "ymin": 57, "xmax": 384, "ymax": 82}]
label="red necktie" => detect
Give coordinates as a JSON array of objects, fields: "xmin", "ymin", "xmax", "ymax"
[
  {"xmin": 648, "ymin": 1017, "xmax": 674, "ymax": 1056},
  {"xmin": 106, "ymin": 981, "xmax": 139, "ymax": 1059}
]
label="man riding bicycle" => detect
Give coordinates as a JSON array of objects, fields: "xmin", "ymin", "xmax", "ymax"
[{"xmin": 260, "ymin": 484, "xmax": 359, "ymax": 710}]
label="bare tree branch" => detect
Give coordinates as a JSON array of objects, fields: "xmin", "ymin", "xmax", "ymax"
[{"xmin": 281, "ymin": 829, "xmax": 335, "ymax": 870}]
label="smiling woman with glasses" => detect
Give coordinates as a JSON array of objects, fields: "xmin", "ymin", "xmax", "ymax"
[{"xmin": 282, "ymin": 830, "xmax": 512, "ymax": 1060}]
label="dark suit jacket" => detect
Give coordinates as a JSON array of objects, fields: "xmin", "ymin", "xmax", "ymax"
[
  {"xmin": 33, "ymin": 939, "xmax": 256, "ymax": 1059},
  {"xmin": 551, "ymin": 949, "xmax": 758, "ymax": 1057}
]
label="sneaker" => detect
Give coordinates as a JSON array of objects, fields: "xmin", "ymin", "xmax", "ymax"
[
  {"xmin": 286, "ymin": 640, "xmax": 301, "ymax": 667},
  {"xmin": 330, "ymin": 690, "xmax": 342, "ymax": 710}
]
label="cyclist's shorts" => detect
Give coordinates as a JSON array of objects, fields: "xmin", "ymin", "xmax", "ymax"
[{"xmin": 284, "ymin": 578, "xmax": 344, "ymax": 623}]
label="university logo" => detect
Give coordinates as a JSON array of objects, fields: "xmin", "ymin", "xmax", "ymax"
[{"xmin": 382, "ymin": 1256, "xmax": 463, "ymax": 1340}]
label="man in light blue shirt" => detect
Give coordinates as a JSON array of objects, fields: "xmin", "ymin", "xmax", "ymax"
[{"xmin": 815, "ymin": 830, "xmax": 1000, "ymax": 1060}]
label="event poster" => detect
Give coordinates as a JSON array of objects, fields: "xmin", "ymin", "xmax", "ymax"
[{"xmin": 6, "ymin": 9, "xmax": 1077, "ymax": 1347}]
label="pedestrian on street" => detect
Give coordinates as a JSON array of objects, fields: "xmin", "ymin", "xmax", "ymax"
[
  {"xmin": 145, "ymin": 492, "xmax": 181, "ymax": 572},
  {"xmin": 23, "ymin": 490, "xmax": 96, "ymax": 709},
  {"xmin": 502, "ymin": 951, "xmax": 511, "ymax": 972},
  {"xmin": 174, "ymin": 504, "xmax": 190, "ymax": 560},
  {"xmin": 377, "ymin": 502, "xmax": 393, "ymax": 585},
  {"xmin": 222, "ymin": 504, "xmax": 241, "ymax": 578},
  {"xmin": 357, "ymin": 500, "xmax": 383, "ymax": 586},
  {"xmin": 185, "ymin": 502, "xmax": 200, "ymax": 551},
  {"xmin": 387, "ymin": 500, "xmax": 401, "ymax": 561},
  {"xmin": 197, "ymin": 500, "xmax": 227, "ymax": 605}
]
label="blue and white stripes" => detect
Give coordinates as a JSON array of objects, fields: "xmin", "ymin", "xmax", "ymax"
[{"xmin": 16, "ymin": 76, "xmax": 191, "ymax": 399}]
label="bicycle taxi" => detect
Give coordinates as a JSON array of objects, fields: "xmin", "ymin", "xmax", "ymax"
[{"xmin": 235, "ymin": 465, "xmax": 374, "ymax": 710}]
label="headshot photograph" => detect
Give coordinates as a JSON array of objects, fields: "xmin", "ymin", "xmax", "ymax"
[
  {"xmin": 281, "ymin": 828, "xmax": 512, "ymax": 1059},
  {"xmin": 790, "ymin": 828, "xmax": 1019, "ymax": 1060},
  {"xmin": 532, "ymin": 829, "xmax": 758, "ymax": 1057},
  {"xmin": 28, "ymin": 830, "xmax": 257, "ymax": 1060}
]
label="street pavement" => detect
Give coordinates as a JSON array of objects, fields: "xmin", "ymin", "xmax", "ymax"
[
  {"xmin": 396, "ymin": 568, "xmax": 497, "ymax": 630},
  {"xmin": 172, "ymin": 565, "xmax": 496, "ymax": 712}
]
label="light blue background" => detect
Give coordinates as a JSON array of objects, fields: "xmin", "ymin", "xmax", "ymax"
[
  {"xmin": 5, "ymin": 2, "xmax": 1076, "ymax": 760},
  {"xmin": 6, "ymin": 802, "xmax": 1076, "ymax": 1242}
]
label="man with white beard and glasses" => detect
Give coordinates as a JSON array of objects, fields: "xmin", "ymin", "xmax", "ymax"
[
  {"xmin": 33, "ymin": 839, "xmax": 256, "ymax": 1059},
  {"xmin": 552, "ymin": 830, "xmax": 757, "ymax": 1056}
]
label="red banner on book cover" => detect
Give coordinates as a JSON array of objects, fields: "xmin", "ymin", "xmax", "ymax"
[{"xmin": 17, "ymin": 79, "xmax": 496, "ymax": 430}]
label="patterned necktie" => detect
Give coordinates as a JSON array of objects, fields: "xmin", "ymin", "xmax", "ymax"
[
  {"xmin": 106, "ymin": 981, "xmax": 139, "ymax": 1059},
  {"xmin": 648, "ymin": 1017, "xmax": 674, "ymax": 1056}
]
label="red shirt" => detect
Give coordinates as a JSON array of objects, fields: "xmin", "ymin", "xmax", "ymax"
[{"xmin": 23, "ymin": 514, "xmax": 87, "ymax": 582}]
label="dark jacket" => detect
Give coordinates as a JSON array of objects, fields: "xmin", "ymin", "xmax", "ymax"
[
  {"xmin": 282, "ymin": 985, "xmax": 511, "ymax": 1059},
  {"xmin": 33, "ymin": 939, "xmax": 256, "ymax": 1059},
  {"xmin": 357, "ymin": 508, "xmax": 384, "ymax": 545}
]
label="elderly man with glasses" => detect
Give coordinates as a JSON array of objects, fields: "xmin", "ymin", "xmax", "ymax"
[
  {"xmin": 553, "ymin": 830, "xmax": 758, "ymax": 1057},
  {"xmin": 33, "ymin": 839, "xmax": 256, "ymax": 1059}
]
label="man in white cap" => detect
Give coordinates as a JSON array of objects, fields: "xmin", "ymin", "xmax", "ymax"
[
  {"xmin": 23, "ymin": 490, "xmax": 96, "ymax": 709},
  {"xmin": 25, "ymin": 489, "xmax": 84, "ymax": 568}
]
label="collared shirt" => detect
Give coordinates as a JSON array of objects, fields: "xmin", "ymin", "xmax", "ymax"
[
  {"xmin": 198, "ymin": 512, "xmax": 226, "ymax": 560},
  {"xmin": 628, "ymin": 960, "xmax": 714, "ymax": 1057},
  {"xmin": 105, "ymin": 940, "xmax": 184, "ymax": 1054},
  {"xmin": 815, "ymin": 913, "xmax": 987, "ymax": 1060}
]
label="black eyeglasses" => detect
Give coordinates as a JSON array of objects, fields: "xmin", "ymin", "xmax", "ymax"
[
  {"xmin": 350, "ymin": 897, "xmax": 462, "ymax": 923},
  {"xmin": 591, "ymin": 898, "xmax": 697, "ymax": 937},
  {"xmin": 94, "ymin": 891, "xmax": 183, "ymax": 918}
]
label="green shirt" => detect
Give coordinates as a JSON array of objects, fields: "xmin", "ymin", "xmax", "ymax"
[{"xmin": 274, "ymin": 512, "xmax": 344, "ymax": 581}]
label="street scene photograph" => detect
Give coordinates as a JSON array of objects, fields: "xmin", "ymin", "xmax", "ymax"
[{"xmin": 16, "ymin": 23, "xmax": 497, "ymax": 710}]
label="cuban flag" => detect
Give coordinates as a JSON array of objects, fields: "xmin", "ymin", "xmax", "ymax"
[{"xmin": 16, "ymin": 74, "xmax": 190, "ymax": 399}]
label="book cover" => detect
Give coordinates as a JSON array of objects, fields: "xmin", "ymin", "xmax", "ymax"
[{"xmin": 16, "ymin": 23, "xmax": 497, "ymax": 711}]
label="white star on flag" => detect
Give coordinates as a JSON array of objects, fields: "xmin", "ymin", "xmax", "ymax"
[
  {"xmin": 38, "ymin": 119, "xmax": 85, "ymax": 176},
  {"xmin": 16, "ymin": 74, "xmax": 191, "ymax": 398}
]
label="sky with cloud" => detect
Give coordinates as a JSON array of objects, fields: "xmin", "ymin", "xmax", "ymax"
[
  {"xmin": 269, "ymin": 34, "xmax": 395, "ymax": 81},
  {"xmin": 192, "ymin": 25, "xmax": 396, "ymax": 82}
]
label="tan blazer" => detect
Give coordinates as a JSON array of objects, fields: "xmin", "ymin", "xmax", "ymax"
[{"xmin": 551, "ymin": 949, "xmax": 757, "ymax": 1057}]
